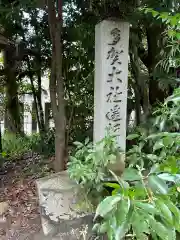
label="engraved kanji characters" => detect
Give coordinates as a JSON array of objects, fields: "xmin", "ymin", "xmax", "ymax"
[
  {"xmin": 106, "ymin": 86, "xmax": 122, "ymax": 103},
  {"xmin": 107, "ymin": 47, "xmax": 123, "ymax": 65},
  {"xmin": 108, "ymin": 122, "xmax": 121, "ymax": 133},
  {"xmin": 106, "ymin": 105, "xmax": 122, "ymax": 122},
  {"xmin": 107, "ymin": 66, "xmax": 122, "ymax": 83},
  {"xmin": 108, "ymin": 28, "xmax": 121, "ymax": 45},
  {"xmin": 105, "ymin": 27, "xmax": 123, "ymax": 137}
]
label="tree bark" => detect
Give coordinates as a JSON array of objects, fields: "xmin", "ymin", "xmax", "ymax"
[
  {"xmin": 4, "ymin": 49, "xmax": 23, "ymax": 135},
  {"xmin": 26, "ymin": 56, "xmax": 42, "ymax": 134},
  {"xmin": 36, "ymin": 70, "xmax": 46, "ymax": 134},
  {"xmin": 47, "ymin": 0, "xmax": 66, "ymax": 172},
  {"xmin": 32, "ymin": 13, "xmax": 46, "ymax": 134}
]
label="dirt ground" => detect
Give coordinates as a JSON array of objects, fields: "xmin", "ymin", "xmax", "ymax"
[{"xmin": 0, "ymin": 153, "xmax": 54, "ymax": 240}]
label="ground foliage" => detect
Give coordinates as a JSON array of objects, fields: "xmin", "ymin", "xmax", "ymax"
[{"xmin": 68, "ymin": 87, "xmax": 180, "ymax": 239}]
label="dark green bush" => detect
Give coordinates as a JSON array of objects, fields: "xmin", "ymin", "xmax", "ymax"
[
  {"xmin": 2, "ymin": 132, "xmax": 30, "ymax": 159},
  {"xmin": 2, "ymin": 128, "xmax": 55, "ymax": 160},
  {"xmin": 30, "ymin": 128, "xmax": 55, "ymax": 157}
]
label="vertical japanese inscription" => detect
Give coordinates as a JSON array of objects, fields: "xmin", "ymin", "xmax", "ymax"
[{"xmin": 106, "ymin": 27, "xmax": 124, "ymax": 136}]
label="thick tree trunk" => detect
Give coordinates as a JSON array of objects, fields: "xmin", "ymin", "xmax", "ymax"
[
  {"xmin": 4, "ymin": 49, "xmax": 22, "ymax": 134},
  {"xmin": 146, "ymin": 25, "xmax": 167, "ymax": 105},
  {"xmin": 47, "ymin": 0, "xmax": 66, "ymax": 172}
]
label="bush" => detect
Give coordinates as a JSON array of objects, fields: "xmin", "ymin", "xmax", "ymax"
[
  {"xmin": 2, "ymin": 128, "xmax": 55, "ymax": 161},
  {"xmin": 2, "ymin": 132, "xmax": 30, "ymax": 159},
  {"xmin": 29, "ymin": 129, "xmax": 55, "ymax": 157},
  {"xmin": 67, "ymin": 89, "xmax": 180, "ymax": 239}
]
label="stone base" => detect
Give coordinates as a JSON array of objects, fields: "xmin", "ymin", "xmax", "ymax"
[{"xmin": 36, "ymin": 171, "xmax": 100, "ymax": 239}]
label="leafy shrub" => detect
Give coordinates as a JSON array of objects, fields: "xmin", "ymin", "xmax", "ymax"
[
  {"xmin": 153, "ymin": 88, "xmax": 180, "ymax": 132},
  {"xmin": 42, "ymin": 128, "xmax": 55, "ymax": 156},
  {"xmin": 126, "ymin": 131, "xmax": 180, "ymax": 170},
  {"xmin": 2, "ymin": 128, "xmax": 55, "ymax": 161},
  {"xmin": 2, "ymin": 132, "xmax": 30, "ymax": 159},
  {"xmin": 67, "ymin": 135, "xmax": 121, "ymax": 210},
  {"xmin": 30, "ymin": 128, "xmax": 55, "ymax": 157},
  {"xmin": 94, "ymin": 164, "xmax": 180, "ymax": 240},
  {"xmin": 68, "ymin": 89, "xmax": 180, "ymax": 239},
  {"xmin": 93, "ymin": 90, "xmax": 180, "ymax": 239}
]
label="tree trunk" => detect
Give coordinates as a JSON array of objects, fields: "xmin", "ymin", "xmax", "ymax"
[
  {"xmin": 0, "ymin": 120, "xmax": 2, "ymax": 153},
  {"xmin": 33, "ymin": 15, "xmax": 46, "ymax": 134},
  {"xmin": 36, "ymin": 70, "xmax": 46, "ymax": 134},
  {"xmin": 144, "ymin": 23, "xmax": 167, "ymax": 106},
  {"xmin": 4, "ymin": 49, "xmax": 22, "ymax": 135},
  {"xmin": 130, "ymin": 51, "xmax": 143, "ymax": 125},
  {"xmin": 26, "ymin": 56, "xmax": 42, "ymax": 134},
  {"xmin": 47, "ymin": 0, "xmax": 66, "ymax": 172}
]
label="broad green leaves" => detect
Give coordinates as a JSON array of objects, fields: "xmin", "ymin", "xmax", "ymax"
[
  {"xmin": 95, "ymin": 195, "xmax": 121, "ymax": 219},
  {"xmin": 94, "ymin": 164, "xmax": 180, "ymax": 239},
  {"xmin": 148, "ymin": 175, "xmax": 168, "ymax": 195},
  {"xmin": 122, "ymin": 168, "xmax": 141, "ymax": 181},
  {"xmin": 156, "ymin": 200, "xmax": 173, "ymax": 225},
  {"xmin": 134, "ymin": 202, "xmax": 157, "ymax": 215}
]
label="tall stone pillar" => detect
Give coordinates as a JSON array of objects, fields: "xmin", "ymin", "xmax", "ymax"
[{"xmin": 94, "ymin": 20, "xmax": 129, "ymax": 152}]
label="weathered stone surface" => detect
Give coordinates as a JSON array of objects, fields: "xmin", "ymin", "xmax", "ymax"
[
  {"xmin": 0, "ymin": 202, "xmax": 8, "ymax": 215},
  {"xmin": 94, "ymin": 20, "xmax": 129, "ymax": 151},
  {"xmin": 36, "ymin": 171, "xmax": 98, "ymax": 239}
]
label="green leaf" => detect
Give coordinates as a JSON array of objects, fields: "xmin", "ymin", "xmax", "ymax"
[
  {"xmin": 168, "ymin": 29, "xmax": 176, "ymax": 37},
  {"xmin": 151, "ymin": 10, "xmax": 159, "ymax": 17},
  {"xmin": 85, "ymin": 137, "xmax": 90, "ymax": 145},
  {"xmin": 160, "ymin": 119, "xmax": 165, "ymax": 131},
  {"xmin": 135, "ymin": 202, "xmax": 157, "ymax": 215},
  {"xmin": 166, "ymin": 200, "xmax": 180, "ymax": 230},
  {"xmin": 132, "ymin": 210, "xmax": 150, "ymax": 235},
  {"xmin": 149, "ymin": 216, "xmax": 169, "ymax": 240},
  {"xmin": 98, "ymin": 222, "xmax": 108, "ymax": 234},
  {"xmin": 115, "ymin": 200, "xmax": 133, "ymax": 240},
  {"xmin": 146, "ymin": 154, "xmax": 158, "ymax": 161},
  {"xmin": 116, "ymin": 199, "xmax": 129, "ymax": 226},
  {"xmin": 148, "ymin": 175, "xmax": 168, "ymax": 195},
  {"xmin": 167, "ymin": 228, "xmax": 176, "ymax": 240},
  {"xmin": 126, "ymin": 134, "xmax": 139, "ymax": 140},
  {"xmin": 150, "ymin": 164, "xmax": 160, "ymax": 174},
  {"xmin": 109, "ymin": 170, "xmax": 130, "ymax": 189},
  {"xmin": 115, "ymin": 222, "xmax": 129, "ymax": 240},
  {"xmin": 73, "ymin": 141, "xmax": 84, "ymax": 147},
  {"xmin": 153, "ymin": 140, "xmax": 164, "ymax": 152},
  {"xmin": 176, "ymin": 32, "xmax": 180, "ymax": 40},
  {"xmin": 156, "ymin": 200, "xmax": 173, "ymax": 225},
  {"xmin": 170, "ymin": 16, "xmax": 178, "ymax": 26},
  {"xmin": 122, "ymin": 168, "xmax": 141, "ymax": 181},
  {"xmin": 161, "ymin": 12, "xmax": 169, "ymax": 19},
  {"xmin": 92, "ymin": 223, "xmax": 100, "ymax": 232},
  {"xmin": 95, "ymin": 195, "xmax": 121, "ymax": 219},
  {"xmin": 104, "ymin": 182, "xmax": 120, "ymax": 190},
  {"xmin": 158, "ymin": 173, "xmax": 180, "ymax": 183},
  {"xmin": 163, "ymin": 136, "xmax": 174, "ymax": 147},
  {"xmin": 166, "ymin": 93, "xmax": 180, "ymax": 103},
  {"xmin": 1, "ymin": 151, "xmax": 7, "ymax": 157},
  {"xmin": 132, "ymin": 213, "xmax": 149, "ymax": 239}
]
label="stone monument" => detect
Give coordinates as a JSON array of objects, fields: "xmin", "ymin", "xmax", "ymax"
[{"xmin": 94, "ymin": 20, "xmax": 129, "ymax": 152}]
